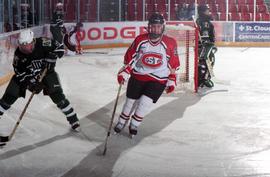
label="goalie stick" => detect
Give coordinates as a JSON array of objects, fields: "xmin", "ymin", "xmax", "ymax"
[{"xmin": 0, "ymin": 68, "xmax": 47, "ymax": 144}]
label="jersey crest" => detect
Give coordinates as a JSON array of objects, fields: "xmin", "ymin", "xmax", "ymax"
[
  {"xmin": 141, "ymin": 53, "xmax": 163, "ymax": 68},
  {"xmin": 42, "ymin": 38, "xmax": 52, "ymax": 47}
]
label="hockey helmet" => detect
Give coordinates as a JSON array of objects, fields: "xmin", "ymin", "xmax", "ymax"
[
  {"xmin": 148, "ymin": 13, "xmax": 165, "ymax": 39},
  {"xmin": 56, "ymin": 2, "xmax": 63, "ymax": 10},
  {"xmin": 76, "ymin": 22, "xmax": 83, "ymax": 27},
  {"xmin": 18, "ymin": 29, "xmax": 35, "ymax": 54},
  {"xmin": 198, "ymin": 4, "xmax": 210, "ymax": 16},
  {"xmin": 56, "ymin": 2, "xmax": 63, "ymax": 7}
]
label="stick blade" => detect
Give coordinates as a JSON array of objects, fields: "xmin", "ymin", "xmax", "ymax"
[
  {"xmin": 0, "ymin": 136, "xmax": 9, "ymax": 142},
  {"xmin": 102, "ymin": 147, "xmax": 107, "ymax": 156}
]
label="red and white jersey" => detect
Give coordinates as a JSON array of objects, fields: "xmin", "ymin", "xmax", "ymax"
[{"xmin": 124, "ymin": 33, "xmax": 180, "ymax": 84}]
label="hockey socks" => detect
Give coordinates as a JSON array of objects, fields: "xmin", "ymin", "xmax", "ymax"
[{"xmin": 57, "ymin": 99, "xmax": 80, "ymax": 131}]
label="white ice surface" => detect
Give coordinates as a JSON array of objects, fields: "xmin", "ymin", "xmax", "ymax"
[{"xmin": 0, "ymin": 47, "xmax": 270, "ymax": 177}]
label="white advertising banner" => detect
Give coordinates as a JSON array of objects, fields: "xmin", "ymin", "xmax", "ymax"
[{"xmin": 72, "ymin": 21, "xmax": 148, "ymax": 45}]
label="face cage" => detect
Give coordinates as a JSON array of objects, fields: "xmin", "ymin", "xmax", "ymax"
[
  {"xmin": 18, "ymin": 41, "xmax": 35, "ymax": 54},
  {"xmin": 148, "ymin": 24, "xmax": 165, "ymax": 39}
]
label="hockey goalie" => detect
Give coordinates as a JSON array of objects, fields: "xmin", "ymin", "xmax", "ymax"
[{"xmin": 196, "ymin": 5, "xmax": 218, "ymax": 88}]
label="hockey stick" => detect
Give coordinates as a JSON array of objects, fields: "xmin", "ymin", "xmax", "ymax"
[
  {"xmin": 102, "ymin": 84, "xmax": 122, "ymax": 156},
  {"xmin": 0, "ymin": 68, "xmax": 47, "ymax": 144}
]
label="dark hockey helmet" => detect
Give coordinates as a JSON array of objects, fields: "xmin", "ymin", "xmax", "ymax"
[
  {"xmin": 148, "ymin": 13, "xmax": 165, "ymax": 39},
  {"xmin": 74, "ymin": 22, "xmax": 83, "ymax": 32},
  {"xmin": 76, "ymin": 22, "xmax": 83, "ymax": 28},
  {"xmin": 198, "ymin": 4, "xmax": 210, "ymax": 16}
]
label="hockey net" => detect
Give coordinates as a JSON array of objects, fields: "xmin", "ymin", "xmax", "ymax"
[{"xmin": 165, "ymin": 24, "xmax": 199, "ymax": 92}]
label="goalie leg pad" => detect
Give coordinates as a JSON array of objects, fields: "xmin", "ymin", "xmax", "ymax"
[{"xmin": 198, "ymin": 60, "xmax": 207, "ymax": 86}]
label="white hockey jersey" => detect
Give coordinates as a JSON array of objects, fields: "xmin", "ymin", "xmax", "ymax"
[{"xmin": 124, "ymin": 33, "xmax": 180, "ymax": 84}]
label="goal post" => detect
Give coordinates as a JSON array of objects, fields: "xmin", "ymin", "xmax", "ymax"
[{"xmin": 165, "ymin": 24, "xmax": 199, "ymax": 92}]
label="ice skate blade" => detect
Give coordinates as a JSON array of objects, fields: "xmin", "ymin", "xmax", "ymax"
[
  {"xmin": 113, "ymin": 132, "xmax": 119, "ymax": 135},
  {"xmin": 71, "ymin": 127, "xmax": 81, "ymax": 132},
  {"xmin": 129, "ymin": 134, "xmax": 136, "ymax": 139},
  {"xmin": 113, "ymin": 131, "xmax": 122, "ymax": 135}
]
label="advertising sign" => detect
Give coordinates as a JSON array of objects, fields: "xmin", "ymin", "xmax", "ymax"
[{"xmin": 235, "ymin": 23, "xmax": 270, "ymax": 42}]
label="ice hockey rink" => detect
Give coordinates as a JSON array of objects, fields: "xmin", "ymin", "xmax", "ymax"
[{"xmin": 0, "ymin": 47, "xmax": 270, "ymax": 177}]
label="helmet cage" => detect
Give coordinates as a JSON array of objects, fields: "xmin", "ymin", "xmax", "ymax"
[
  {"xmin": 18, "ymin": 29, "xmax": 35, "ymax": 54},
  {"xmin": 148, "ymin": 13, "xmax": 165, "ymax": 39},
  {"xmin": 148, "ymin": 24, "xmax": 165, "ymax": 39},
  {"xmin": 18, "ymin": 41, "xmax": 35, "ymax": 54}
]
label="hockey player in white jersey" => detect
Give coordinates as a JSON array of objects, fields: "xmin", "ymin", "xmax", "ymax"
[
  {"xmin": 63, "ymin": 22, "xmax": 83, "ymax": 55},
  {"xmin": 114, "ymin": 13, "xmax": 180, "ymax": 137}
]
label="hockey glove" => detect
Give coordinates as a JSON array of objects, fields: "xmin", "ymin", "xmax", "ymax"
[
  {"xmin": 166, "ymin": 74, "xmax": 176, "ymax": 94},
  {"xmin": 56, "ymin": 19, "xmax": 64, "ymax": 27},
  {"xmin": 117, "ymin": 65, "xmax": 131, "ymax": 84},
  {"xmin": 43, "ymin": 52, "xmax": 58, "ymax": 70},
  {"xmin": 28, "ymin": 77, "xmax": 44, "ymax": 94}
]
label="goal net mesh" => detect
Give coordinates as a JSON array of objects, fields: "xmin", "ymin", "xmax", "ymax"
[{"xmin": 165, "ymin": 24, "xmax": 199, "ymax": 92}]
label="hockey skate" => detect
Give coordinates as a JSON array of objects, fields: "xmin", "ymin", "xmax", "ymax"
[
  {"xmin": 203, "ymin": 79, "xmax": 214, "ymax": 88},
  {"xmin": 114, "ymin": 121, "xmax": 126, "ymax": 134},
  {"xmin": 70, "ymin": 121, "xmax": 81, "ymax": 132},
  {"xmin": 129, "ymin": 124, "xmax": 138, "ymax": 138}
]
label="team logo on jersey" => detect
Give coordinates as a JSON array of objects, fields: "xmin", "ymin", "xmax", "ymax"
[
  {"xmin": 141, "ymin": 53, "xmax": 163, "ymax": 68},
  {"xmin": 42, "ymin": 38, "xmax": 52, "ymax": 47}
]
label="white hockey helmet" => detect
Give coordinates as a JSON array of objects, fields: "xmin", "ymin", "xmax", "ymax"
[
  {"xmin": 18, "ymin": 29, "xmax": 35, "ymax": 54},
  {"xmin": 56, "ymin": 2, "xmax": 63, "ymax": 10},
  {"xmin": 56, "ymin": 2, "xmax": 63, "ymax": 7},
  {"xmin": 18, "ymin": 29, "xmax": 34, "ymax": 45}
]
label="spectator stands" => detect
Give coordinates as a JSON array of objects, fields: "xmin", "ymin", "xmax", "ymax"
[{"xmin": 60, "ymin": 0, "xmax": 270, "ymax": 22}]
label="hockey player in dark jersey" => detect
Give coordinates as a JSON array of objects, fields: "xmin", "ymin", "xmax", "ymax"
[
  {"xmin": 0, "ymin": 29, "xmax": 80, "ymax": 131},
  {"xmin": 113, "ymin": 13, "xmax": 180, "ymax": 137},
  {"xmin": 50, "ymin": 2, "xmax": 64, "ymax": 43},
  {"xmin": 196, "ymin": 4, "xmax": 217, "ymax": 88}
]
